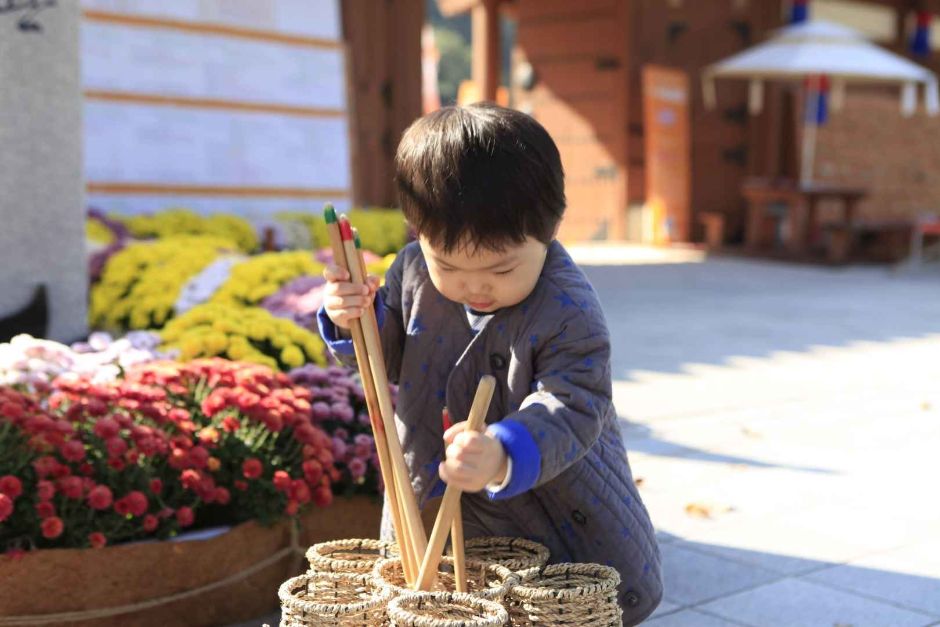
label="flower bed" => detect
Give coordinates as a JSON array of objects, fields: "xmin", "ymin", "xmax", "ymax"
[
  {"xmin": 90, "ymin": 235, "xmax": 236, "ymax": 332},
  {"xmin": 112, "ymin": 209, "xmax": 259, "ymax": 254},
  {"xmin": 160, "ymin": 304, "xmax": 328, "ymax": 370},
  {"xmin": 0, "ymin": 354, "xmax": 396, "ymax": 555},
  {"xmin": 276, "ymin": 208, "xmax": 409, "ymax": 256}
]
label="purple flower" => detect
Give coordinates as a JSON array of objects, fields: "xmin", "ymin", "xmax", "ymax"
[
  {"xmin": 87, "ymin": 207, "xmax": 131, "ymax": 241},
  {"xmin": 331, "ymin": 402, "xmax": 354, "ymax": 423},
  {"xmin": 348, "ymin": 457, "xmax": 367, "ymax": 479},
  {"xmin": 311, "ymin": 402, "xmax": 332, "ymax": 421},
  {"xmin": 260, "ymin": 275, "xmax": 326, "ymax": 328}
]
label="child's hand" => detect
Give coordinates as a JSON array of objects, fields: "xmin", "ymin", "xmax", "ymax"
[
  {"xmin": 439, "ymin": 422, "xmax": 508, "ymax": 493},
  {"xmin": 322, "ymin": 263, "xmax": 380, "ymax": 329}
]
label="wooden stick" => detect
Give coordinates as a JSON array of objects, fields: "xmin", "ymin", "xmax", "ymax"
[
  {"xmin": 441, "ymin": 407, "xmax": 467, "ymax": 593},
  {"xmin": 351, "ymin": 227, "xmax": 420, "ymax": 584},
  {"xmin": 452, "ymin": 508, "xmax": 466, "ymax": 592},
  {"xmin": 441, "ymin": 407, "xmax": 467, "ymax": 592},
  {"xmin": 341, "ymin": 216, "xmax": 428, "ymax": 578},
  {"xmin": 416, "ymin": 376, "xmax": 496, "ymax": 591},
  {"xmin": 323, "ymin": 206, "xmax": 415, "ymax": 584}
]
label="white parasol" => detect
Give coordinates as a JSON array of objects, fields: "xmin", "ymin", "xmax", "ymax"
[{"xmin": 702, "ymin": 20, "xmax": 940, "ymax": 184}]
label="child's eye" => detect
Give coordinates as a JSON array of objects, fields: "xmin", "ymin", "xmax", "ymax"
[{"xmin": 494, "ymin": 267, "xmax": 516, "ymax": 276}]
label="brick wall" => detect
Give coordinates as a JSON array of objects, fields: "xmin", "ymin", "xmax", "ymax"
[{"xmin": 814, "ymin": 87, "xmax": 940, "ymax": 221}]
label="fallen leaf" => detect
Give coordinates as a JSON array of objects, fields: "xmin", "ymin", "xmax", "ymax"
[
  {"xmin": 685, "ymin": 502, "xmax": 735, "ymax": 519},
  {"xmin": 685, "ymin": 503, "xmax": 713, "ymax": 519},
  {"xmin": 634, "ymin": 477, "xmax": 645, "ymax": 487}
]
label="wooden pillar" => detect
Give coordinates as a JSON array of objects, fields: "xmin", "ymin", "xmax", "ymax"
[
  {"xmin": 472, "ymin": 0, "xmax": 500, "ymax": 101},
  {"xmin": 343, "ymin": 0, "xmax": 424, "ymax": 207}
]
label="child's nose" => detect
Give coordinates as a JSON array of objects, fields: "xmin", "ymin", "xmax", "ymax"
[{"xmin": 466, "ymin": 277, "xmax": 490, "ymax": 294}]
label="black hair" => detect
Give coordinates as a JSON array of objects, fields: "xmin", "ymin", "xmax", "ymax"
[{"xmin": 395, "ymin": 102, "xmax": 565, "ymax": 252}]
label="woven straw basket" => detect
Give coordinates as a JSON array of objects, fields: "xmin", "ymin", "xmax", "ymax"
[
  {"xmin": 387, "ymin": 592, "xmax": 508, "ymax": 627},
  {"xmin": 278, "ymin": 570, "xmax": 391, "ymax": 627},
  {"xmin": 306, "ymin": 538, "xmax": 399, "ymax": 574},
  {"xmin": 508, "ymin": 563, "xmax": 623, "ymax": 627},
  {"xmin": 371, "ymin": 556, "xmax": 519, "ymax": 603},
  {"xmin": 463, "ymin": 537, "xmax": 549, "ymax": 576}
]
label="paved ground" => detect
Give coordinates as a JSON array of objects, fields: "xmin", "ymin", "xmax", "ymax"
[
  {"xmin": 586, "ymin": 253, "xmax": 940, "ymax": 626},
  {"xmin": 236, "ymin": 251, "xmax": 940, "ymax": 626}
]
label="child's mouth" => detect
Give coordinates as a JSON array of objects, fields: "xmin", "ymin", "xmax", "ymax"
[{"xmin": 468, "ymin": 300, "xmax": 495, "ymax": 311}]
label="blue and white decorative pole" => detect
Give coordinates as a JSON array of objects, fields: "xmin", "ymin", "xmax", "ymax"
[
  {"xmin": 791, "ymin": 0, "xmax": 809, "ymax": 24},
  {"xmin": 911, "ymin": 10, "xmax": 931, "ymax": 56}
]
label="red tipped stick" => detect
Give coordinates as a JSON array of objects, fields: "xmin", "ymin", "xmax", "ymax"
[{"xmin": 339, "ymin": 216, "xmax": 354, "ymax": 241}]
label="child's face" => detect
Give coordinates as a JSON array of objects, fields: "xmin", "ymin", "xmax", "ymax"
[{"xmin": 419, "ymin": 235, "xmax": 549, "ymax": 312}]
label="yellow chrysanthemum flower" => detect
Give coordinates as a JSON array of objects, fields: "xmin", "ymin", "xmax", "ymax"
[
  {"xmin": 161, "ymin": 303, "xmax": 327, "ymax": 370},
  {"xmin": 90, "ymin": 235, "xmax": 235, "ymax": 332},
  {"xmin": 113, "ymin": 209, "xmax": 258, "ymax": 253},
  {"xmin": 210, "ymin": 251, "xmax": 324, "ymax": 308}
]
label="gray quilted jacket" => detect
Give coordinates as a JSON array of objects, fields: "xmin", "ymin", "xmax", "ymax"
[{"xmin": 318, "ymin": 240, "xmax": 663, "ymax": 623}]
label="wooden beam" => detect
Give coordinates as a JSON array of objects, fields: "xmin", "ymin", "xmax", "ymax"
[{"xmin": 472, "ymin": 0, "xmax": 500, "ymax": 102}]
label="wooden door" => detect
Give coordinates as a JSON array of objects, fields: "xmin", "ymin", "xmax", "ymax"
[{"xmin": 511, "ymin": 0, "xmax": 630, "ymax": 241}]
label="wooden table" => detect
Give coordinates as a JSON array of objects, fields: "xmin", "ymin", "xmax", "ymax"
[{"xmin": 741, "ymin": 178, "xmax": 868, "ymax": 255}]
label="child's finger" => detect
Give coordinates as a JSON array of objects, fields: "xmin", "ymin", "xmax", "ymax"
[
  {"xmin": 326, "ymin": 294, "xmax": 370, "ymax": 310},
  {"xmin": 453, "ymin": 431, "xmax": 483, "ymax": 453},
  {"xmin": 326, "ymin": 282, "xmax": 371, "ymax": 297},
  {"xmin": 443, "ymin": 422, "xmax": 467, "ymax": 443},
  {"xmin": 367, "ymin": 276, "xmax": 381, "ymax": 293},
  {"xmin": 331, "ymin": 307, "xmax": 363, "ymax": 321},
  {"xmin": 322, "ymin": 264, "xmax": 349, "ymax": 282},
  {"xmin": 439, "ymin": 459, "xmax": 475, "ymax": 484},
  {"xmin": 446, "ymin": 442, "xmax": 464, "ymax": 463}
]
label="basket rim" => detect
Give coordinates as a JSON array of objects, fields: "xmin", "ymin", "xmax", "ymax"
[
  {"xmin": 372, "ymin": 556, "xmax": 520, "ymax": 599},
  {"xmin": 511, "ymin": 563, "xmax": 621, "ymax": 600},
  {"xmin": 278, "ymin": 570, "xmax": 389, "ymax": 615},
  {"xmin": 464, "ymin": 536, "xmax": 550, "ymax": 569},
  {"xmin": 388, "ymin": 590, "xmax": 508, "ymax": 627},
  {"xmin": 305, "ymin": 538, "xmax": 398, "ymax": 570}
]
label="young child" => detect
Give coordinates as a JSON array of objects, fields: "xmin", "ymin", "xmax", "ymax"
[{"xmin": 318, "ymin": 103, "xmax": 662, "ymax": 623}]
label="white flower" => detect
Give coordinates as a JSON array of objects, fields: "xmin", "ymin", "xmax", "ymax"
[{"xmin": 175, "ymin": 254, "xmax": 244, "ymax": 314}]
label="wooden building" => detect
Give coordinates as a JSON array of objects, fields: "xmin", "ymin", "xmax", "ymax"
[{"xmin": 436, "ymin": 0, "xmax": 940, "ymax": 245}]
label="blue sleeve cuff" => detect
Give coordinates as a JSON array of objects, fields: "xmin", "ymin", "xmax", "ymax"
[
  {"xmin": 486, "ymin": 420, "xmax": 541, "ymax": 500},
  {"xmin": 316, "ymin": 306, "xmax": 355, "ymax": 355},
  {"xmin": 428, "ymin": 478, "xmax": 446, "ymax": 499},
  {"xmin": 315, "ymin": 291, "xmax": 386, "ymax": 357}
]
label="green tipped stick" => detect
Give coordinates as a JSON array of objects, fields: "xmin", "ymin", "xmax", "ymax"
[
  {"xmin": 323, "ymin": 203, "xmax": 337, "ymax": 224},
  {"xmin": 354, "ymin": 232, "xmax": 362, "ymax": 249}
]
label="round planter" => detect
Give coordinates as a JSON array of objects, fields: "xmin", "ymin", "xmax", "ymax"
[{"xmin": 0, "ymin": 495, "xmax": 383, "ymax": 627}]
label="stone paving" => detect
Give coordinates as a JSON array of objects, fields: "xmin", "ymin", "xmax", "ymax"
[{"xmin": 588, "ymin": 254, "xmax": 940, "ymax": 626}]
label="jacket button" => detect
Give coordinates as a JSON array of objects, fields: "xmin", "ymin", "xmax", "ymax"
[
  {"xmin": 624, "ymin": 590, "xmax": 640, "ymax": 607},
  {"xmin": 489, "ymin": 353, "xmax": 507, "ymax": 370},
  {"xmin": 572, "ymin": 510, "xmax": 587, "ymax": 525}
]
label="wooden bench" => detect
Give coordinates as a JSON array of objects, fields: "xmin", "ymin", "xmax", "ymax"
[{"xmin": 823, "ymin": 220, "xmax": 914, "ymax": 264}]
